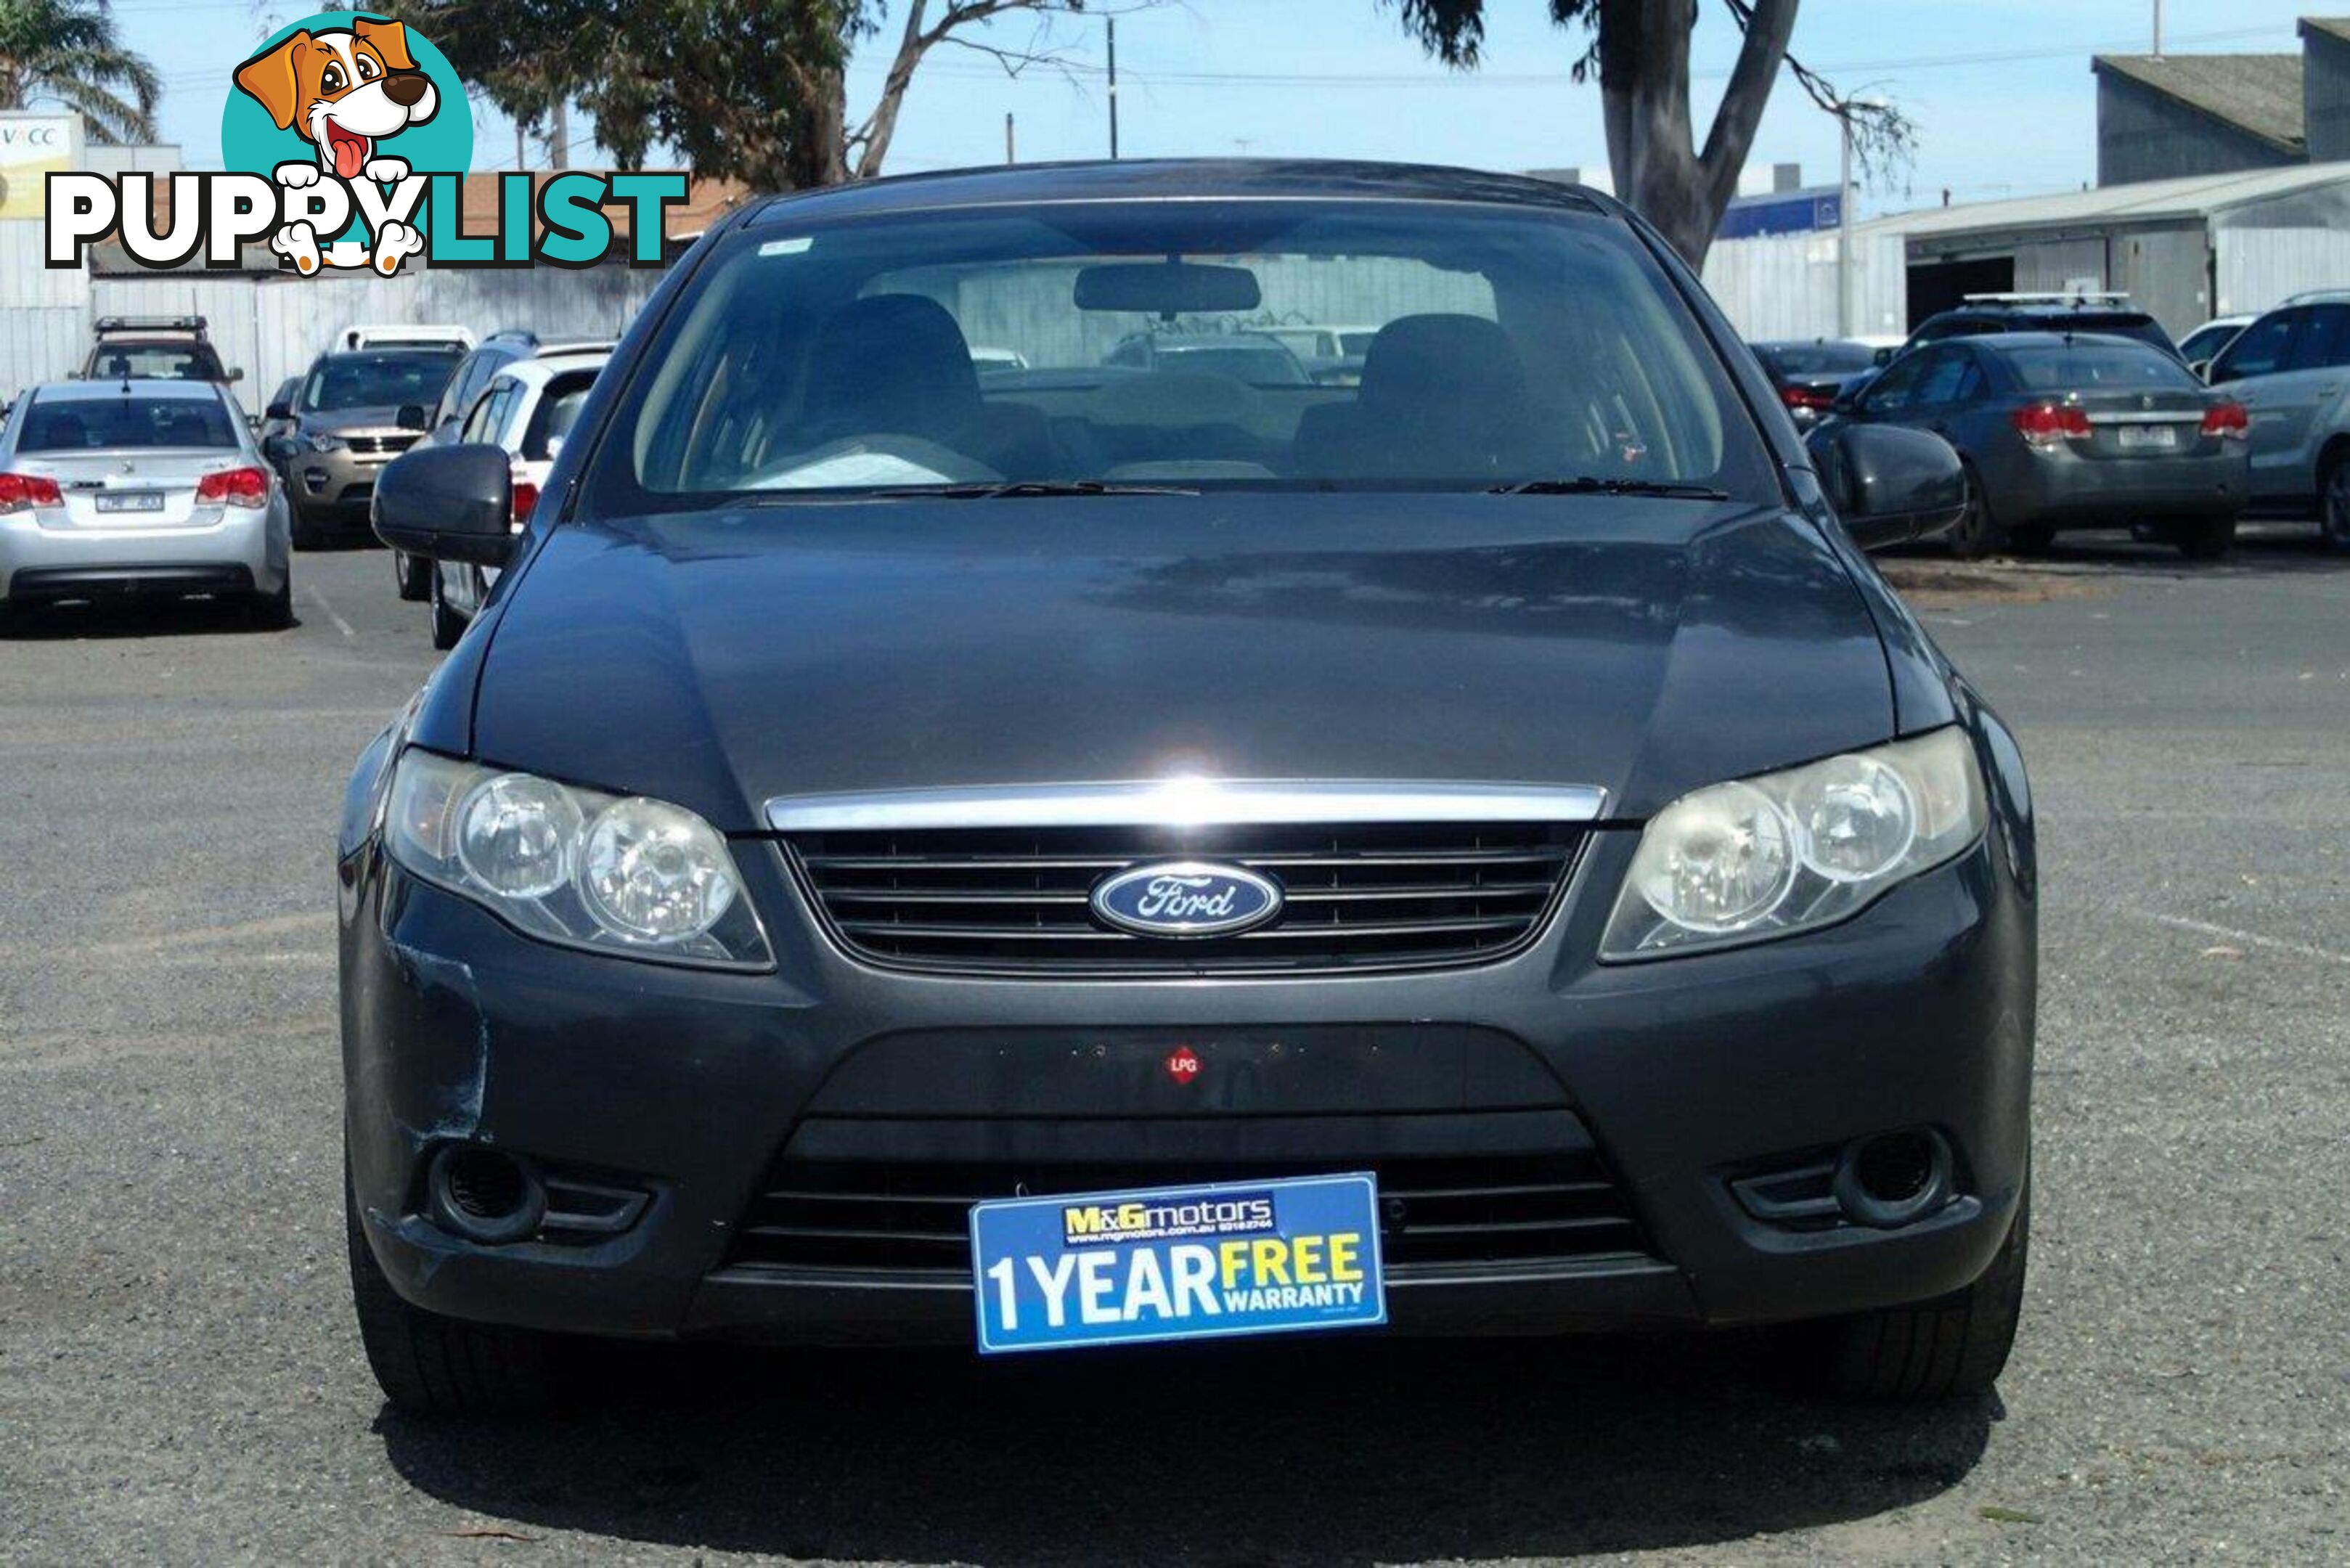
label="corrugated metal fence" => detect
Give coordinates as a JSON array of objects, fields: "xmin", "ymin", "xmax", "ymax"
[
  {"xmin": 1700, "ymin": 230, "xmax": 1909, "ymax": 342},
  {"xmin": 87, "ymin": 266, "xmax": 665, "ymax": 405},
  {"xmin": 2215, "ymin": 227, "xmax": 2350, "ymax": 316},
  {"xmin": 0, "ymin": 222, "xmax": 93, "ymax": 396},
  {"xmin": 1, "ymin": 219, "xmax": 662, "ymax": 405}
]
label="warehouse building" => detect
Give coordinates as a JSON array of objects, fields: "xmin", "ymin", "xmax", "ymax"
[
  {"xmin": 2093, "ymin": 16, "xmax": 2350, "ymax": 185},
  {"xmin": 1881, "ymin": 162, "xmax": 2350, "ymax": 337}
]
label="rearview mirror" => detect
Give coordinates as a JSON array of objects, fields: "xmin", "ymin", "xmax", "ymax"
[
  {"xmin": 1074, "ymin": 261, "xmax": 1262, "ymax": 316},
  {"xmin": 394, "ymin": 403, "xmax": 429, "ymax": 431},
  {"xmin": 1806, "ymin": 422, "xmax": 1967, "ymax": 552},
  {"xmin": 1872, "ymin": 346, "xmax": 1896, "ymax": 367},
  {"xmin": 373, "ymin": 444, "xmax": 517, "ymax": 567},
  {"xmin": 265, "ymin": 400, "xmax": 291, "ymax": 420}
]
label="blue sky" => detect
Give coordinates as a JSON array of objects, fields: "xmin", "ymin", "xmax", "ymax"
[{"xmin": 110, "ymin": 0, "xmax": 2322, "ymax": 217}]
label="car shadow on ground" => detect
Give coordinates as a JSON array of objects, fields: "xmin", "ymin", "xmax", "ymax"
[
  {"xmin": 376, "ymin": 1332, "xmax": 1995, "ymax": 1561},
  {"xmin": 1891, "ymin": 522, "xmax": 2350, "ymax": 581},
  {"xmin": 0, "ymin": 596, "xmax": 293, "ymax": 640}
]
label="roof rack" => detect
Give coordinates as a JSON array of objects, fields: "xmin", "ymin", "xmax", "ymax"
[
  {"xmin": 1960, "ymin": 291, "xmax": 2131, "ymax": 306},
  {"xmin": 94, "ymin": 315, "xmax": 208, "ymax": 336}
]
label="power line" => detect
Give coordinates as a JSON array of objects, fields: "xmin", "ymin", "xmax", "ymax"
[{"xmin": 843, "ymin": 22, "xmax": 2290, "ymax": 88}]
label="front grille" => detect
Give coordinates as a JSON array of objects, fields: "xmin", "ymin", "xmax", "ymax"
[
  {"xmin": 785, "ymin": 821, "xmax": 1583, "ymax": 975},
  {"xmin": 725, "ymin": 1148, "xmax": 1652, "ymax": 1276},
  {"xmin": 346, "ymin": 433, "xmax": 418, "ymax": 457}
]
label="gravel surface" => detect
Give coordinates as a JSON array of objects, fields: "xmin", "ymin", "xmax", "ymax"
[{"xmin": 2, "ymin": 528, "xmax": 2345, "ymax": 1564}]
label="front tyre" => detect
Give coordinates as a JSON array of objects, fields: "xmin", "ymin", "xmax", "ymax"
[
  {"xmin": 428, "ymin": 569, "xmax": 466, "ymax": 650},
  {"xmin": 393, "ymin": 548, "xmax": 431, "ymax": 601},
  {"xmin": 346, "ymin": 1155, "xmax": 568, "ymax": 1416},
  {"xmin": 1808, "ymin": 1184, "xmax": 2028, "ymax": 1401}
]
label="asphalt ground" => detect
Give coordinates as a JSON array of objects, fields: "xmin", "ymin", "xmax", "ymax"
[{"xmin": 2, "ymin": 526, "xmax": 2345, "ymax": 1564}]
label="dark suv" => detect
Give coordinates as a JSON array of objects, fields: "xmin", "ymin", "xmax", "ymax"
[
  {"xmin": 1899, "ymin": 294, "xmax": 2181, "ymax": 362},
  {"xmin": 78, "ymin": 316, "xmax": 240, "ymax": 388},
  {"xmin": 356, "ymin": 160, "xmax": 2033, "ymax": 1414}
]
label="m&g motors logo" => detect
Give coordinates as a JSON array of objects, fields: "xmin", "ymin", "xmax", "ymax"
[{"xmin": 44, "ymin": 12, "xmax": 685, "ymax": 276}]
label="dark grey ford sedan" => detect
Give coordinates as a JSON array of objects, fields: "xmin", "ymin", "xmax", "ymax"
[{"xmin": 351, "ymin": 160, "xmax": 2033, "ymax": 1413}]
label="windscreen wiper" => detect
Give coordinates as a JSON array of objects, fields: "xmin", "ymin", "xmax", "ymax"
[
  {"xmin": 873, "ymin": 479, "xmax": 1200, "ymax": 499},
  {"xmin": 1488, "ymin": 476, "xmax": 1731, "ymax": 500}
]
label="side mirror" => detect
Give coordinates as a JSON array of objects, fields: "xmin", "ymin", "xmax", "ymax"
[
  {"xmin": 394, "ymin": 403, "xmax": 429, "ymax": 431},
  {"xmin": 266, "ymin": 400, "xmax": 291, "ymax": 420},
  {"xmin": 1872, "ymin": 346, "xmax": 1895, "ymax": 367},
  {"xmin": 373, "ymin": 444, "xmax": 517, "ymax": 567},
  {"xmin": 262, "ymin": 435, "xmax": 296, "ymax": 462},
  {"xmin": 1807, "ymin": 422, "xmax": 1967, "ymax": 552},
  {"xmin": 227, "ymin": 367, "xmax": 245, "ymax": 383}
]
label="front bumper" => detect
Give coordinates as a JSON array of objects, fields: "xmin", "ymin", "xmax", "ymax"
[
  {"xmin": 293, "ymin": 444, "xmax": 402, "ymax": 522},
  {"xmin": 343, "ymin": 818, "xmax": 2034, "ymax": 1346},
  {"xmin": 1, "ymin": 507, "xmax": 283, "ymax": 600}
]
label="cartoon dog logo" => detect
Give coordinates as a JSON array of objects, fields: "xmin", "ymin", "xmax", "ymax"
[{"xmin": 233, "ymin": 18, "xmax": 438, "ymax": 276}]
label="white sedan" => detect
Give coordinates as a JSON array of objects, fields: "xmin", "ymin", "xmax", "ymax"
[{"xmin": 427, "ymin": 350, "xmax": 608, "ymax": 649}]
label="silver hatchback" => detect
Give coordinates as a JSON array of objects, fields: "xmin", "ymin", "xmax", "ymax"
[{"xmin": 0, "ymin": 380, "xmax": 293, "ymax": 628}]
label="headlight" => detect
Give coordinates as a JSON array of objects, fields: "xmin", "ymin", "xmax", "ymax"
[
  {"xmin": 305, "ymin": 432, "xmax": 346, "ymax": 454},
  {"xmin": 1600, "ymin": 727, "xmax": 1986, "ymax": 960},
  {"xmin": 384, "ymin": 749, "xmax": 771, "ymax": 968}
]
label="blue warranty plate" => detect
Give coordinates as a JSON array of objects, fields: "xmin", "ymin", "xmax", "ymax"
[{"xmin": 970, "ymin": 1172, "xmax": 1387, "ymax": 1355}]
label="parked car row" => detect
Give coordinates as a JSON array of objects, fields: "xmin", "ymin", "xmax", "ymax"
[
  {"xmin": 0, "ymin": 314, "xmax": 607, "ymax": 634},
  {"xmin": 1753, "ymin": 285, "xmax": 2350, "ymax": 559}
]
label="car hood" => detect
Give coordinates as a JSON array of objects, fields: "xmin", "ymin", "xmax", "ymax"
[
  {"xmin": 469, "ymin": 495, "xmax": 1896, "ymax": 832},
  {"xmin": 302, "ymin": 406, "xmax": 412, "ymax": 434}
]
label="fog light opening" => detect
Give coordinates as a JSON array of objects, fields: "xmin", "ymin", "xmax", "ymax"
[
  {"xmin": 1832, "ymin": 1127, "xmax": 1953, "ymax": 1229},
  {"xmin": 426, "ymin": 1143, "xmax": 546, "ymax": 1245}
]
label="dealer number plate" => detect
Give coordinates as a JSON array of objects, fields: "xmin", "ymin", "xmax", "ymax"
[
  {"xmin": 2115, "ymin": 425, "xmax": 2180, "ymax": 450},
  {"xmin": 94, "ymin": 491, "xmax": 166, "ymax": 513},
  {"xmin": 969, "ymin": 1172, "xmax": 1387, "ymax": 1354}
]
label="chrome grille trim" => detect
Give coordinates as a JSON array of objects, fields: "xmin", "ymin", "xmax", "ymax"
[
  {"xmin": 778, "ymin": 817, "xmax": 1588, "ymax": 976},
  {"xmin": 764, "ymin": 779, "xmax": 1608, "ymax": 833}
]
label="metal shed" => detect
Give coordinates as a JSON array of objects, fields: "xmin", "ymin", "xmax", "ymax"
[{"xmin": 1865, "ymin": 161, "xmax": 2350, "ymax": 338}]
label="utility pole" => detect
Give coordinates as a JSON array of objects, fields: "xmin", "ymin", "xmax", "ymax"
[
  {"xmin": 1005, "ymin": 113, "xmax": 1016, "ymax": 166},
  {"xmin": 1837, "ymin": 107, "xmax": 1853, "ymax": 338},
  {"xmin": 551, "ymin": 99, "xmax": 571, "ymax": 169},
  {"xmin": 1107, "ymin": 16, "xmax": 1120, "ymax": 159},
  {"xmin": 514, "ymin": 118, "xmax": 526, "ymax": 172},
  {"xmin": 2153, "ymin": 0, "xmax": 2164, "ymax": 57}
]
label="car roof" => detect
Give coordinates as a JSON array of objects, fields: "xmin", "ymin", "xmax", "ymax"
[
  {"xmin": 1933, "ymin": 303, "xmax": 2156, "ymax": 322},
  {"xmin": 31, "ymin": 377, "xmax": 225, "ymax": 403},
  {"xmin": 743, "ymin": 158, "xmax": 1610, "ymax": 227},
  {"xmin": 494, "ymin": 351, "xmax": 611, "ymax": 386},
  {"xmin": 1967, "ymin": 330, "xmax": 2171, "ymax": 354},
  {"xmin": 311, "ymin": 347, "xmax": 463, "ymax": 365}
]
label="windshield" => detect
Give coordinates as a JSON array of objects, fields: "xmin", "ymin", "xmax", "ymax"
[
  {"xmin": 1999, "ymin": 341, "xmax": 2198, "ymax": 391},
  {"xmin": 20, "ymin": 393, "xmax": 240, "ymax": 451},
  {"xmin": 301, "ymin": 354, "xmax": 457, "ymax": 413},
  {"xmin": 586, "ymin": 199, "xmax": 1771, "ymax": 508},
  {"xmin": 86, "ymin": 343, "xmax": 223, "ymax": 380}
]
